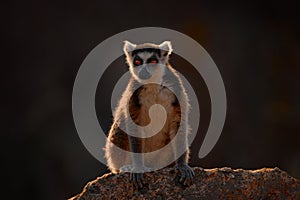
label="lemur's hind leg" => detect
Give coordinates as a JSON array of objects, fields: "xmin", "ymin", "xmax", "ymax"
[
  {"xmin": 171, "ymin": 118, "xmax": 194, "ymax": 185},
  {"xmin": 105, "ymin": 125, "xmax": 130, "ymax": 173}
]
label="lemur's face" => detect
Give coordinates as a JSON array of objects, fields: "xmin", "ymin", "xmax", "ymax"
[{"xmin": 123, "ymin": 41, "xmax": 172, "ymax": 84}]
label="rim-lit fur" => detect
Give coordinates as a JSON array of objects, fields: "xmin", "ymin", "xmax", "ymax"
[{"xmin": 105, "ymin": 41, "xmax": 191, "ymax": 173}]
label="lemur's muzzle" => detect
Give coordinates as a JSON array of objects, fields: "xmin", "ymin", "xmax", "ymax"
[{"xmin": 139, "ymin": 67, "xmax": 152, "ymax": 80}]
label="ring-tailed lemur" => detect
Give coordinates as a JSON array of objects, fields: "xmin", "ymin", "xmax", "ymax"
[{"xmin": 105, "ymin": 41, "xmax": 194, "ymax": 188}]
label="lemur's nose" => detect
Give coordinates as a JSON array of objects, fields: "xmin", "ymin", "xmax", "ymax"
[{"xmin": 139, "ymin": 68, "xmax": 151, "ymax": 80}]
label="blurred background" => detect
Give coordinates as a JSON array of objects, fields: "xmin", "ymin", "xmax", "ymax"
[{"xmin": 3, "ymin": 1, "xmax": 300, "ymax": 199}]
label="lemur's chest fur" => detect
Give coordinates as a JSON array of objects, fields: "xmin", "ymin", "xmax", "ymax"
[
  {"xmin": 128, "ymin": 84, "xmax": 181, "ymax": 152},
  {"xmin": 140, "ymin": 84, "xmax": 176, "ymax": 108}
]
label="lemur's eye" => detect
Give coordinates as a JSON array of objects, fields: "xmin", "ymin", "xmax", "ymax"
[
  {"xmin": 134, "ymin": 59, "xmax": 142, "ymax": 66},
  {"xmin": 148, "ymin": 59, "xmax": 158, "ymax": 64}
]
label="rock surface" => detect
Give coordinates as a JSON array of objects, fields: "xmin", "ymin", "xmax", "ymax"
[{"xmin": 69, "ymin": 167, "xmax": 300, "ymax": 200}]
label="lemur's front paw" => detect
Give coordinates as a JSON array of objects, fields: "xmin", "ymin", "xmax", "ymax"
[
  {"xmin": 122, "ymin": 165, "xmax": 151, "ymax": 188},
  {"xmin": 174, "ymin": 164, "xmax": 195, "ymax": 186},
  {"xmin": 130, "ymin": 172, "xmax": 146, "ymax": 188}
]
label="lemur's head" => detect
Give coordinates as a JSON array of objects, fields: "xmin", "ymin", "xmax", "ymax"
[{"xmin": 123, "ymin": 41, "xmax": 172, "ymax": 84}]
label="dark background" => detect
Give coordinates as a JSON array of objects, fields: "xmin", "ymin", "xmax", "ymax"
[{"xmin": 3, "ymin": 1, "xmax": 300, "ymax": 199}]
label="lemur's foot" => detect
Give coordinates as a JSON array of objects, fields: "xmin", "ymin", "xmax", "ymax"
[
  {"xmin": 174, "ymin": 164, "xmax": 195, "ymax": 186},
  {"xmin": 130, "ymin": 172, "xmax": 146, "ymax": 188},
  {"xmin": 120, "ymin": 165, "xmax": 152, "ymax": 188}
]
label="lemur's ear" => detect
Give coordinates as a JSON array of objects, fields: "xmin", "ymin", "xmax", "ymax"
[
  {"xmin": 159, "ymin": 41, "xmax": 173, "ymax": 55},
  {"xmin": 123, "ymin": 41, "xmax": 136, "ymax": 54}
]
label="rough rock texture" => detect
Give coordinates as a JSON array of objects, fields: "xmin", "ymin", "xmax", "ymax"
[{"xmin": 69, "ymin": 167, "xmax": 300, "ymax": 200}]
